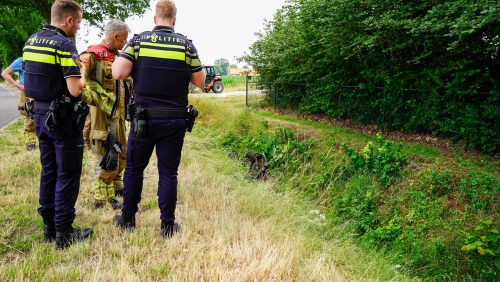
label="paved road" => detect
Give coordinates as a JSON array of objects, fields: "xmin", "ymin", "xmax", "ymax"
[{"xmin": 0, "ymin": 84, "xmax": 20, "ymax": 130}]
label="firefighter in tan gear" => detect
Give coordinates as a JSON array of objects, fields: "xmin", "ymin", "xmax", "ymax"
[
  {"xmin": 1, "ymin": 57, "xmax": 37, "ymax": 151},
  {"xmin": 80, "ymin": 19, "xmax": 131, "ymax": 209}
]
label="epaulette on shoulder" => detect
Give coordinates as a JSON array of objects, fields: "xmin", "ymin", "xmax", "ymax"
[{"xmin": 177, "ymin": 33, "xmax": 189, "ymax": 40}]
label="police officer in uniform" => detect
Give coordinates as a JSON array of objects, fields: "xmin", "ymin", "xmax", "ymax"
[
  {"xmin": 22, "ymin": 0, "xmax": 93, "ymax": 249},
  {"xmin": 112, "ymin": 0, "xmax": 206, "ymax": 238},
  {"xmin": 79, "ymin": 19, "xmax": 131, "ymax": 209}
]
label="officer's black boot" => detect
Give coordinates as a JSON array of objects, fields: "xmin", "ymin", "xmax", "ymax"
[
  {"xmin": 161, "ymin": 221, "xmax": 181, "ymax": 239},
  {"xmin": 42, "ymin": 219, "xmax": 56, "ymax": 243},
  {"xmin": 55, "ymin": 225, "xmax": 93, "ymax": 250},
  {"xmin": 113, "ymin": 213, "xmax": 135, "ymax": 230}
]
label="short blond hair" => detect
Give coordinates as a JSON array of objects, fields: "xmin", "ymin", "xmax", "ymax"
[
  {"xmin": 51, "ymin": 0, "xmax": 82, "ymax": 23},
  {"xmin": 156, "ymin": 0, "xmax": 177, "ymax": 20}
]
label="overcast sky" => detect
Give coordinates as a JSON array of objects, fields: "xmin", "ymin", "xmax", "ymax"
[{"xmin": 76, "ymin": 0, "xmax": 287, "ymax": 67}]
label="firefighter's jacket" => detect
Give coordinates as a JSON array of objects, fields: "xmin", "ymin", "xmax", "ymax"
[{"xmin": 80, "ymin": 42, "xmax": 131, "ymax": 154}]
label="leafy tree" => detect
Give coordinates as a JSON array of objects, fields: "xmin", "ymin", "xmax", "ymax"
[
  {"xmin": 0, "ymin": 5, "xmax": 44, "ymax": 70},
  {"xmin": 214, "ymin": 58, "xmax": 229, "ymax": 75},
  {"xmin": 243, "ymin": 0, "xmax": 500, "ymax": 153},
  {"xmin": 1, "ymin": 0, "xmax": 149, "ymax": 27},
  {"xmin": 0, "ymin": 0, "xmax": 149, "ymax": 67}
]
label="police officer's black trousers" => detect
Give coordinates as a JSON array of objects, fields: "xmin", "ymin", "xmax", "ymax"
[
  {"xmin": 122, "ymin": 118, "xmax": 186, "ymax": 224},
  {"xmin": 34, "ymin": 112, "xmax": 84, "ymax": 228}
]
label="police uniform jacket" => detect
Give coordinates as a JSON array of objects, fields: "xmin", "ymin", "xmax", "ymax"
[
  {"xmin": 22, "ymin": 25, "xmax": 81, "ymax": 101},
  {"xmin": 120, "ymin": 26, "xmax": 202, "ymax": 109}
]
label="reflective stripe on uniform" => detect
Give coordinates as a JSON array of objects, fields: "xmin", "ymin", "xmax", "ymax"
[
  {"xmin": 23, "ymin": 51, "xmax": 56, "ymax": 64},
  {"xmin": 60, "ymin": 57, "xmax": 77, "ymax": 67},
  {"xmin": 24, "ymin": 45, "xmax": 56, "ymax": 53},
  {"xmin": 23, "ymin": 46, "xmax": 76, "ymax": 66},
  {"xmin": 95, "ymin": 178, "xmax": 114, "ymax": 201},
  {"xmin": 187, "ymin": 58, "xmax": 201, "ymax": 69},
  {"xmin": 82, "ymin": 81, "xmax": 116, "ymax": 116},
  {"xmin": 122, "ymin": 46, "xmax": 135, "ymax": 60},
  {"xmin": 140, "ymin": 42, "xmax": 185, "ymax": 50},
  {"xmin": 23, "ymin": 45, "xmax": 71, "ymax": 56},
  {"xmin": 139, "ymin": 48, "xmax": 185, "ymax": 61},
  {"xmin": 186, "ymin": 51, "xmax": 201, "ymax": 69},
  {"xmin": 138, "ymin": 42, "xmax": 186, "ymax": 61},
  {"xmin": 56, "ymin": 50, "xmax": 71, "ymax": 56}
]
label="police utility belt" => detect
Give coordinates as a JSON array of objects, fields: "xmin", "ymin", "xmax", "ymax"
[
  {"xmin": 27, "ymin": 96, "xmax": 89, "ymax": 132},
  {"xmin": 128, "ymin": 104, "xmax": 199, "ymax": 139}
]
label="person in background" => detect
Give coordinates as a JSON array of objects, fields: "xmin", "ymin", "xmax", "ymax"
[{"xmin": 1, "ymin": 57, "xmax": 37, "ymax": 151}]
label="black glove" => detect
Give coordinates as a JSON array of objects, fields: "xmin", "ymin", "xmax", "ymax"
[{"xmin": 99, "ymin": 132, "xmax": 122, "ymax": 170}]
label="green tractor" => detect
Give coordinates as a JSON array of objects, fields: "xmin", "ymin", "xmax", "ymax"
[{"xmin": 203, "ymin": 65, "xmax": 224, "ymax": 93}]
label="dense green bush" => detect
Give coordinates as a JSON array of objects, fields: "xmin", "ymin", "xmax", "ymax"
[
  {"xmin": 342, "ymin": 134, "xmax": 408, "ymax": 187},
  {"xmin": 461, "ymin": 219, "xmax": 499, "ymax": 280},
  {"xmin": 336, "ymin": 175, "xmax": 381, "ymax": 236},
  {"xmin": 242, "ymin": 0, "xmax": 500, "ymax": 152}
]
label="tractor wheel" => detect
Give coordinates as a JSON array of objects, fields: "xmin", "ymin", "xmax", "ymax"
[{"xmin": 212, "ymin": 81, "xmax": 224, "ymax": 93}]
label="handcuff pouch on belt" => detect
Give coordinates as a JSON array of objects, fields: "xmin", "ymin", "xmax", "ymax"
[
  {"xmin": 133, "ymin": 105, "xmax": 147, "ymax": 139},
  {"xmin": 126, "ymin": 102, "xmax": 135, "ymax": 122},
  {"xmin": 44, "ymin": 99, "xmax": 60, "ymax": 131},
  {"xmin": 73, "ymin": 102, "xmax": 90, "ymax": 131},
  {"xmin": 43, "ymin": 96, "xmax": 89, "ymax": 132},
  {"xmin": 126, "ymin": 94, "xmax": 135, "ymax": 122},
  {"xmin": 186, "ymin": 105, "xmax": 199, "ymax": 133},
  {"xmin": 99, "ymin": 130, "xmax": 122, "ymax": 170}
]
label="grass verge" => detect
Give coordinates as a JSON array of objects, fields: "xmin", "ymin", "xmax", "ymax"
[{"xmin": 0, "ymin": 110, "xmax": 411, "ymax": 280}]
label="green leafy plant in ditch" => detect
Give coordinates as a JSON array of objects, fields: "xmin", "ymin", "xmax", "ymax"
[
  {"xmin": 461, "ymin": 219, "xmax": 499, "ymax": 280},
  {"xmin": 342, "ymin": 134, "xmax": 408, "ymax": 187}
]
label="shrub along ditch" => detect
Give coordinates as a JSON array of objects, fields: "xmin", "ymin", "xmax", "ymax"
[{"xmin": 198, "ymin": 101, "xmax": 499, "ymax": 281}]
